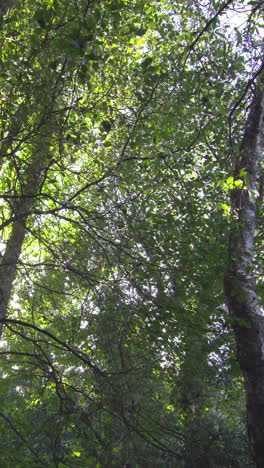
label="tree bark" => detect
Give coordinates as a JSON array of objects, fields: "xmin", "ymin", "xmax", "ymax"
[
  {"xmin": 224, "ymin": 70, "xmax": 264, "ymax": 467},
  {"xmin": 0, "ymin": 152, "xmax": 50, "ymax": 337}
]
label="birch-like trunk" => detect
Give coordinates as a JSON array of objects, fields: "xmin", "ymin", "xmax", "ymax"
[{"xmin": 224, "ymin": 73, "xmax": 264, "ymax": 467}]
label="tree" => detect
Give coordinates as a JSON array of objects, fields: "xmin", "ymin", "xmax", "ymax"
[
  {"xmin": 225, "ymin": 66, "xmax": 264, "ymax": 467},
  {"xmin": 0, "ymin": 0, "xmax": 263, "ymax": 466}
]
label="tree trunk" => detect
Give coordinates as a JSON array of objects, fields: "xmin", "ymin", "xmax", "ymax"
[
  {"xmin": 224, "ymin": 70, "xmax": 264, "ymax": 467},
  {"xmin": 0, "ymin": 150, "xmax": 50, "ymax": 337}
]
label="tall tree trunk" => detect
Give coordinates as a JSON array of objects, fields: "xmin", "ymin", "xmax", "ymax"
[
  {"xmin": 224, "ymin": 70, "xmax": 264, "ymax": 467},
  {"xmin": 0, "ymin": 149, "xmax": 50, "ymax": 337}
]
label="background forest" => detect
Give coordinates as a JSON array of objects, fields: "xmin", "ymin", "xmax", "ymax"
[{"xmin": 0, "ymin": 0, "xmax": 263, "ymax": 467}]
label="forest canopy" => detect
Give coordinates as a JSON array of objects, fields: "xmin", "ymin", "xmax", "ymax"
[{"xmin": 0, "ymin": 0, "xmax": 263, "ymax": 466}]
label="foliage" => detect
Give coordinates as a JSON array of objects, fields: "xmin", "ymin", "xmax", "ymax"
[{"xmin": 0, "ymin": 0, "xmax": 263, "ymax": 466}]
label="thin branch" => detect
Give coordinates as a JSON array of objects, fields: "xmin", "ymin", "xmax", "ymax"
[
  {"xmin": 1, "ymin": 317, "xmax": 105, "ymax": 378},
  {"xmin": 0, "ymin": 412, "xmax": 47, "ymax": 465},
  {"xmin": 189, "ymin": 0, "xmax": 235, "ymax": 51}
]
